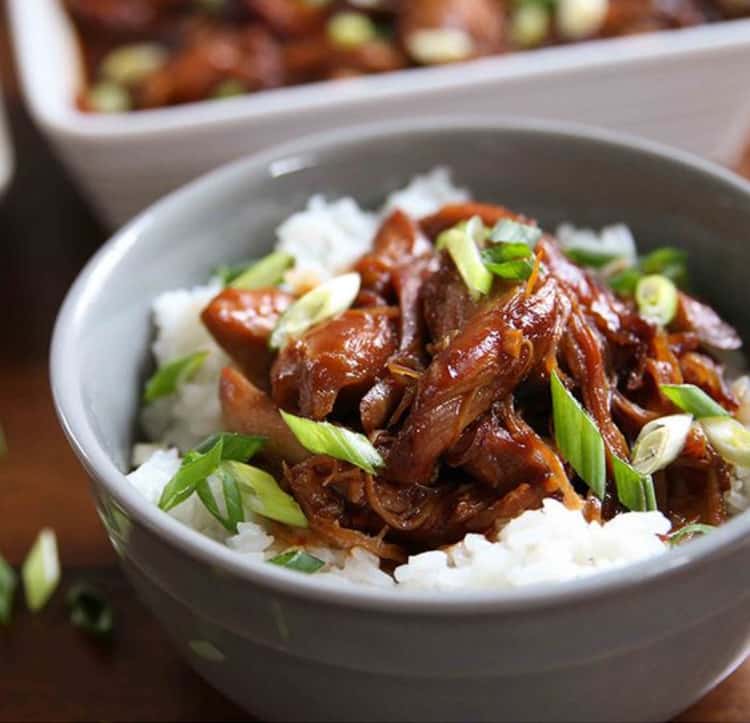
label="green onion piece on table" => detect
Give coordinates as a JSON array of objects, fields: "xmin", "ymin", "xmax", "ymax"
[
  {"xmin": 222, "ymin": 461, "xmax": 308, "ymax": 527},
  {"xmin": 269, "ymin": 550, "xmax": 325, "ymax": 574},
  {"xmin": 635, "ymin": 274, "xmax": 678, "ymax": 326},
  {"xmin": 550, "ymin": 371, "xmax": 606, "ymax": 499},
  {"xmin": 630, "ymin": 414, "xmax": 693, "ymax": 475},
  {"xmin": 0, "ymin": 554, "xmax": 17, "ymax": 625},
  {"xmin": 280, "ymin": 410, "xmax": 384, "ymax": 474},
  {"xmin": 66, "ymin": 582, "xmax": 114, "ymax": 638},
  {"xmin": 667, "ymin": 523, "xmax": 715, "ymax": 546},
  {"xmin": 660, "ymin": 384, "xmax": 730, "ymax": 419},
  {"xmin": 700, "ymin": 416, "xmax": 750, "ymax": 467},
  {"xmin": 229, "ymin": 251, "xmax": 294, "ymax": 290},
  {"xmin": 270, "ymin": 272, "xmax": 361, "ymax": 349},
  {"xmin": 143, "ymin": 350, "xmax": 209, "ymax": 403},
  {"xmin": 22, "ymin": 529, "xmax": 60, "ymax": 612}
]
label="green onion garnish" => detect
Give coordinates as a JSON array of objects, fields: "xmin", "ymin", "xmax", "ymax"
[
  {"xmin": 66, "ymin": 582, "xmax": 114, "ymax": 638},
  {"xmin": 489, "ymin": 219, "xmax": 543, "ymax": 246},
  {"xmin": 158, "ymin": 437, "xmax": 225, "ymax": 512},
  {"xmin": 229, "ymin": 251, "xmax": 294, "ymax": 290},
  {"xmin": 280, "ymin": 410, "xmax": 384, "ymax": 474},
  {"xmin": 700, "ymin": 416, "xmax": 750, "ymax": 467},
  {"xmin": 550, "ymin": 372, "xmax": 606, "ymax": 499},
  {"xmin": 611, "ymin": 455, "xmax": 657, "ymax": 512},
  {"xmin": 212, "ymin": 79, "xmax": 247, "ymax": 99},
  {"xmin": 444, "ymin": 217, "xmax": 494, "ymax": 300},
  {"xmin": 640, "ymin": 247, "xmax": 688, "ymax": 286},
  {"xmin": 269, "ymin": 272, "xmax": 361, "ymax": 350},
  {"xmin": 635, "ymin": 274, "xmax": 678, "ymax": 326},
  {"xmin": 86, "ymin": 82, "xmax": 131, "ymax": 113},
  {"xmin": 0, "ymin": 554, "xmax": 17, "ymax": 625},
  {"xmin": 608, "ymin": 267, "xmax": 642, "ymax": 296},
  {"xmin": 483, "ymin": 258, "xmax": 534, "ymax": 281},
  {"xmin": 482, "ymin": 242, "xmax": 533, "ymax": 263},
  {"xmin": 660, "ymin": 384, "xmax": 730, "ymax": 419},
  {"xmin": 564, "ymin": 248, "xmax": 623, "ymax": 269},
  {"xmin": 143, "ymin": 350, "xmax": 209, "ymax": 404},
  {"xmin": 667, "ymin": 523, "xmax": 714, "ymax": 546},
  {"xmin": 630, "ymin": 414, "xmax": 693, "ymax": 475},
  {"xmin": 327, "ymin": 11, "xmax": 377, "ymax": 48},
  {"xmin": 100, "ymin": 43, "xmax": 167, "ymax": 86},
  {"xmin": 269, "ymin": 550, "xmax": 325, "ymax": 574},
  {"xmin": 195, "ymin": 467, "xmax": 245, "ymax": 533},
  {"xmin": 222, "ymin": 461, "xmax": 308, "ymax": 527},
  {"xmin": 212, "ymin": 261, "xmax": 253, "ymax": 286},
  {"xmin": 193, "ymin": 432, "xmax": 265, "ymax": 462},
  {"xmin": 22, "ymin": 529, "xmax": 60, "ymax": 612}
]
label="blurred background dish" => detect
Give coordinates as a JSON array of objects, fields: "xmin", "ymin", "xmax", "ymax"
[{"xmin": 8, "ymin": 0, "xmax": 750, "ymax": 226}]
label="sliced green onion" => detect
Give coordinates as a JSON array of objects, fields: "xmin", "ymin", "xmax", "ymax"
[
  {"xmin": 143, "ymin": 350, "xmax": 209, "ymax": 404},
  {"xmin": 195, "ymin": 466, "xmax": 246, "ymax": 533},
  {"xmin": 483, "ymin": 258, "xmax": 534, "ymax": 281},
  {"xmin": 280, "ymin": 410, "xmax": 384, "ymax": 474},
  {"xmin": 608, "ymin": 267, "xmax": 642, "ymax": 296},
  {"xmin": 631, "ymin": 414, "xmax": 693, "ymax": 475},
  {"xmin": 327, "ymin": 12, "xmax": 377, "ymax": 48},
  {"xmin": 229, "ymin": 251, "xmax": 294, "ymax": 290},
  {"xmin": 0, "ymin": 554, "xmax": 17, "ymax": 625},
  {"xmin": 635, "ymin": 274, "xmax": 678, "ymax": 326},
  {"xmin": 700, "ymin": 416, "xmax": 750, "ymax": 467},
  {"xmin": 550, "ymin": 371, "xmax": 606, "ymax": 499},
  {"xmin": 86, "ymin": 81, "xmax": 131, "ymax": 113},
  {"xmin": 212, "ymin": 79, "xmax": 247, "ymax": 99},
  {"xmin": 194, "ymin": 432, "xmax": 265, "ymax": 462},
  {"xmin": 445, "ymin": 217, "xmax": 494, "ymax": 300},
  {"xmin": 489, "ymin": 219, "xmax": 543, "ymax": 247},
  {"xmin": 222, "ymin": 461, "xmax": 308, "ymax": 527},
  {"xmin": 269, "ymin": 272, "xmax": 360, "ymax": 349},
  {"xmin": 269, "ymin": 550, "xmax": 325, "ymax": 573},
  {"xmin": 481, "ymin": 241, "xmax": 533, "ymax": 263},
  {"xmin": 66, "ymin": 582, "xmax": 114, "ymax": 638},
  {"xmin": 189, "ymin": 639, "xmax": 225, "ymax": 662},
  {"xmin": 667, "ymin": 523, "xmax": 715, "ymax": 546},
  {"xmin": 565, "ymin": 248, "xmax": 624, "ymax": 269},
  {"xmin": 158, "ymin": 437, "xmax": 224, "ymax": 512},
  {"xmin": 100, "ymin": 43, "xmax": 167, "ymax": 86},
  {"xmin": 611, "ymin": 454, "xmax": 657, "ymax": 512},
  {"xmin": 511, "ymin": 2, "xmax": 550, "ymax": 48},
  {"xmin": 640, "ymin": 247, "xmax": 688, "ymax": 286},
  {"xmin": 406, "ymin": 28, "xmax": 474, "ymax": 64},
  {"xmin": 22, "ymin": 529, "xmax": 60, "ymax": 612},
  {"xmin": 212, "ymin": 261, "xmax": 252, "ymax": 286},
  {"xmin": 660, "ymin": 384, "xmax": 730, "ymax": 419}
]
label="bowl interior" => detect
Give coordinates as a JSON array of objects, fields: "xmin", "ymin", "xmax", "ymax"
[{"xmin": 59, "ymin": 120, "xmax": 750, "ymax": 516}]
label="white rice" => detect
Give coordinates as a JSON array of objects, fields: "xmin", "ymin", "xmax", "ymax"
[{"xmin": 127, "ymin": 168, "xmax": 747, "ymax": 592}]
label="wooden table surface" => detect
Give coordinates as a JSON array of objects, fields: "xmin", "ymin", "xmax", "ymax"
[{"xmin": 2, "ymin": 20, "xmax": 750, "ymax": 723}]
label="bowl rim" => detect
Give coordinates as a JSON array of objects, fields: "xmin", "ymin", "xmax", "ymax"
[
  {"xmin": 51, "ymin": 116, "xmax": 750, "ymax": 614},
  {"xmin": 9, "ymin": 0, "xmax": 750, "ymax": 142}
]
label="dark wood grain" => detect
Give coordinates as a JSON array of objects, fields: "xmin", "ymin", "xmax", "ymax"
[{"xmin": 0, "ymin": 9, "xmax": 748, "ymax": 722}]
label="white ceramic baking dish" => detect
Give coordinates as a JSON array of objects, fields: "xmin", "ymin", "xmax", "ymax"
[{"xmin": 9, "ymin": 0, "xmax": 750, "ymax": 227}]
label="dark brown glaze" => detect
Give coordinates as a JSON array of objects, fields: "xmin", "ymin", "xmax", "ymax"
[
  {"xmin": 673, "ymin": 292, "xmax": 742, "ymax": 350},
  {"xmin": 201, "ymin": 287, "xmax": 292, "ymax": 390},
  {"xmin": 271, "ymin": 308, "xmax": 399, "ymax": 420},
  {"xmin": 209, "ymin": 201, "xmax": 742, "ymax": 558}
]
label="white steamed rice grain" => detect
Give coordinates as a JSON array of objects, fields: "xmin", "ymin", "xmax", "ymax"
[{"xmin": 556, "ymin": 222, "xmax": 637, "ymax": 264}]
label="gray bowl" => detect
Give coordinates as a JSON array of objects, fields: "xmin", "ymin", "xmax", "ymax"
[{"xmin": 51, "ymin": 119, "xmax": 750, "ymax": 722}]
